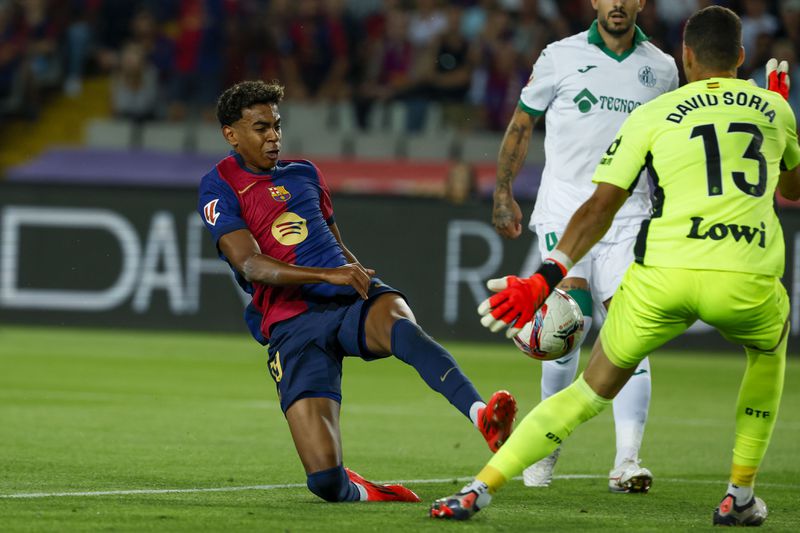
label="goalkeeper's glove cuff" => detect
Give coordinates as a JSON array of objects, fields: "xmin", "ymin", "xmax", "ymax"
[
  {"xmin": 547, "ymin": 250, "xmax": 574, "ymax": 271},
  {"xmin": 533, "ymin": 253, "xmax": 571, "ymax": 293}
]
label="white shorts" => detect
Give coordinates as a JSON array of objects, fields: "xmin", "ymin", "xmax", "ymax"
[{"xmin": 535, "ymin": 223, "xmax": 640, "ymax": 304}]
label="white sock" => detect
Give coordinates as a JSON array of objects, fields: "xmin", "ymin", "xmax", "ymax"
[
  {"xmin": 727, "ymin": 483, "xmax": 754, "ymax": 506},
  {"xmin": 540, "ymin": 316, "xmax": 591, "ymax": 400},
  {"xmin": 612, "ymin": 357, "xmax": 652, "ymax": 467},
  {"xmin": 353, "ymin": 482, "xmax": 368, "ymax": 501},
  {"xmin": 470, "ymin": 401, "xmax": 486, "ymax": 427}
]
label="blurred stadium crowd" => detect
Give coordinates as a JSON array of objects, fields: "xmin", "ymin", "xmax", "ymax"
[{"xmin": 2, "ymin": 0, "xmax": 799, "ymax": 130}]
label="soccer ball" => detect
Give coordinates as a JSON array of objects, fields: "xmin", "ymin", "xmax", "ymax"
[{"xmin": 513, "ymin": 289, "xmax": 585, "ymax": 361}]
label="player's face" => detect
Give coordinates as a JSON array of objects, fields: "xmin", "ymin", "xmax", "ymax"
[
  {"xmin": 592, "ymin": 0, "xmax": 644, "ymax": 37},
  {"xmin": 225, "ymin": 103, "xmax": 282, "ymax": 172}
]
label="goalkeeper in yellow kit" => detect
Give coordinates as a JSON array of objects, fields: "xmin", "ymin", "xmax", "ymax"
[{"xmin": 430, "ymin": 6, "xmax": 800, "ymax": 526}]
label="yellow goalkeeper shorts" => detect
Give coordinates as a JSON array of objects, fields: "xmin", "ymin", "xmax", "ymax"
[{"xmin": 601, "ymin": 263, "xmax": 790, "ymax": 368}]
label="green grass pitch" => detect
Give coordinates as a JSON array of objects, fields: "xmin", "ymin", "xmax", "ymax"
[{"xmin": 1, "ymin": 325, "xmax": 798, "ymax": 531}]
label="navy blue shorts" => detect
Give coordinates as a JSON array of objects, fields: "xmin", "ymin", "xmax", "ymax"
[{"xmin": 266, "ymin": 279, "xmax": 404, "ymax": 413}]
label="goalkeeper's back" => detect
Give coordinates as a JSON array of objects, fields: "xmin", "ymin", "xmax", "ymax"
[{"xmin": 593, "ymin": 75, "xmax": 799, "ymax": 277}]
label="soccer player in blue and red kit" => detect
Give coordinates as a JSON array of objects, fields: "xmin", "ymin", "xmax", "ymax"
[{"xmin": 197, "ymin": 80, "xmax": 517, "ymax": 503}]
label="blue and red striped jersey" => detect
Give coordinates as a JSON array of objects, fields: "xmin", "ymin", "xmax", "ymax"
[{"xmin": 198, "ymin": 153, "xmax": 352, "ymax": 342}]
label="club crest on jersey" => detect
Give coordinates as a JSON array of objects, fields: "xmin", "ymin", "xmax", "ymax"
[
  {"xmin": 638, "ymin": 66, "xmax": 657, "ymax": 87},
  {"xmin": 574, "ymin": 88, "xmax": 598, "ymax": 113},
  {"xmin": 203, "ymin": 199, "xmax": 220, "ymax": 226},
  {"xmin": 271, "ymin": 212, "xmax": 308, "ymax": 245},
  {"xmin": 269, "ymin": 185, "xmax": 291, "ymax": 202}
]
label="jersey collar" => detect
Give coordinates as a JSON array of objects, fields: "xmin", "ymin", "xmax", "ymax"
[
  {"xmin": 231, "ymin": 150, "xmax": 275, "ymax": 176},
  {"xmin": 587, "ymin": 20, "xmax": 649, "ymax": 62}
]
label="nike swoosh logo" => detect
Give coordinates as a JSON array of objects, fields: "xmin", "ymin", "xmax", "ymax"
[
  {"xmin": 554, "ymin": 357, "xmax": 574, "ymax": 365},
  {"xmin": 633, "ymin": 369, "xmax": 648, "ymax": 376},
  {"xmin": 440, "ymin": 367, "xmax": 457, "ymax": 382},
  {"xmin": 578, "ymin": 65, "xmax": 597, "ymax": 73},
  {"xmin": 237, "ymin": 182, "xmax": 258, "ymax": 195}
]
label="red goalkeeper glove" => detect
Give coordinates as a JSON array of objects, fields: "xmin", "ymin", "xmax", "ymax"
[
  {"xmin": 750, "ymin": 58, "xmax": 791, "ymax": 100},
  {"xmin": 478, "ymin": 258, "xmax": 568, "ymax": 339},
  {"xmin": 766, "ymin": 58, "xmax": 790, "ymax": 101}
]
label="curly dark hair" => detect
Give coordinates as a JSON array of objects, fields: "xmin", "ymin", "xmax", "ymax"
[{"xmin": 216, "ymin": 80, "xmax": 285, "ymax": 126}]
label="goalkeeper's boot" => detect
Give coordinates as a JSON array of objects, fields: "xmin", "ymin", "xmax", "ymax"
[
  {"xmin": 478, "ymin": 390, "xmax": 517, "ymax": 452},
  {"xmin": 523, "ymin": 446, "xmax": 561, "ymax": 487},
  {"xmin": 713, "ymin": 493, "xmax": 768, "ymax": 526},
  {"xmin": 608, "ymin": 459, "xmax": 653, "ymax": 493},
  {"xmin": 345, "ymin": 468, "xmax": 420, "ymax": 502},
  {"xmin": 430, "ymin": 480, "xmax": 491, "ymax": 520}
]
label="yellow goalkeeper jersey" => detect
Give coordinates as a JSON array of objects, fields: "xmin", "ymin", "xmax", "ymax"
[{"xmin": 593, "ymin": 77, "xmax": 800, "ymax": 277}]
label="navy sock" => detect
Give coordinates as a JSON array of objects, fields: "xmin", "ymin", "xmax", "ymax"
[
  {"xmin": 306, "ymin": 464, "xmax": 360, "ymax": 502},
  {"xmin": 390, "ymin": 318, "xmax": 481, "ymax": 420}
]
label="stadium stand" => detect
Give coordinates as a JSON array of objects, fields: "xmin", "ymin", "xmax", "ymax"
[
  {"xmin": 140, "ymin": 122, "xmax": 191, "ymax": 153},
  {"xmin": 405, "ymin": 132, "xmax": 457, "ymax": 161},
  {"xmin": 1, "ymin": 0, "xmax": 798, "ymax": 206},
  {"xmin": 85, "ymin": 118, "xmax": 135, "ymax": 150},
  {"xmin": 194, "ymin": 123, "xmax": 232, "ymax": 157}
]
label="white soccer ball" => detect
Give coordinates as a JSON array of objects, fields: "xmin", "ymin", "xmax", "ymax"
[{"xmin": 513, "ymin": 289, "xmax": 585, "ymax": 361}]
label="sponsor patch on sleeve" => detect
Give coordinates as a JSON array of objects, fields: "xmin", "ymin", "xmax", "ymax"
[{"xmin": 204, "ymin": 199, "xmax": 220, "ymax": 226}]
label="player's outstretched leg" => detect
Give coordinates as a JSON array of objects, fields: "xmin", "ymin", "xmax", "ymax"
[
  {"xmin": 390, "ymin": 318, "xmax": 517, "ymax": 451},
  {"xmin": 431, "ymin": 374, "xmax": 614, "ymax": 520},
  {"xmin": 389, "ymin": 316, "xmax": 481, "ymax": 417},
  {"xmin": 524, "ymin": 284, "xmax": 590, "ymax": 487},
  {"xmin": 391, "ymin": 317, "xmax": 517, "ymax": 451},
  {"xmin": 524, "ymin": 348, "xmax": 580, "ymax": 487},
  {"xmin": 364, "ymin": 294, "xmax": 516, "ymax": 452},
  {"xmin": 431, "ymin": 340, "xmax": 638, "ymax": 521},
  {"xmin": 608, "ymin": 357, "xmax": 653, "ymax": 493}
]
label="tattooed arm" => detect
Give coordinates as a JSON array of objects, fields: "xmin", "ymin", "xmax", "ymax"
[{"xmin": 493, "ymin": 106, "xmax": 538, "ymax": 239}]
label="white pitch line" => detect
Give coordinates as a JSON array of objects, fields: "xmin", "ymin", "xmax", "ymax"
[
  {"xmin": 0, "ymin": 483, "xmax": 308, "ymax": 499},
  {"xmin": 2, "ymin": 475, "xmax": 799, "ymax": 499}
]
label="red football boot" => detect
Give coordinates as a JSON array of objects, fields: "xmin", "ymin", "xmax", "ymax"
[
  {"xmin": 478, "ymin": 390, "xmax": 517, "ymax": 452},
  {"xmin": 345, "ymin": 468, "xmax": 421, "ymax": 502}
]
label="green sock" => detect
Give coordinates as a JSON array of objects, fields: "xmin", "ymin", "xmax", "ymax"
[
  {"xmin": 480, "ymin": 375, "xmax": 611, "ymax": 489},
  {"xmin": 731, "ymin": 331, "xmax": 787, "ymax": 485}
]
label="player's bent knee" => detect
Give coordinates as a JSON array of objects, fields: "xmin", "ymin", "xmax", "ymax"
[
  {"xmin": 306, "ymin": 465, "xmax": 357, "ymax": 502},
  {"xmin": 365, "ymin": 294, "xmax": 415, "ymax": 354},
  {"xmin": 371, "ymin": 293, "xmax": 414, "ymax": 322}
]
